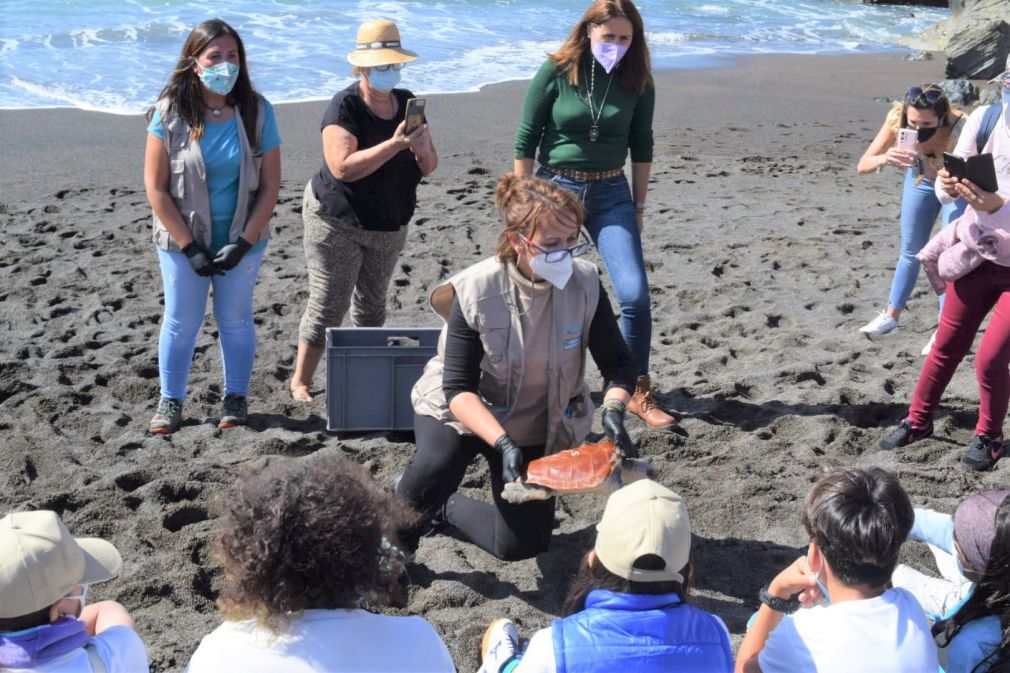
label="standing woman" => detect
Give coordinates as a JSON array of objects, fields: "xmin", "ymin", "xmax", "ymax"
[
  {"xmin": 144, "ymin": 19, "xmax": 281, "ymax": 434},
  {"xmin": 877, "ymin": 62, "xmax": 1010, "ymax": 469},
  {"xmin": 856, "ymin": 84, "xmax": 967, "ymax": 353},
  {"xmin": 289, "ymin": 19, "xmax": 438, "ymax": 403},
  {"xmin": 514, "ymin": 0, "xmax": 675, "ymax": 428}
]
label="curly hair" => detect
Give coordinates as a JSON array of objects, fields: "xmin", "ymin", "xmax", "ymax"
[
  {"xmin": 494, "ymin": 173, "xmax": 584, "ymax": 265},
  {"xmin": 210, "ymin": 452, "xmax": 417, "ymax": 628}
]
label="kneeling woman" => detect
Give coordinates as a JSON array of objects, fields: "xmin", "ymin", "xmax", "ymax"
[{"xmin": 397, "ymin": 174, "xmax": 638, "ymax": 561}]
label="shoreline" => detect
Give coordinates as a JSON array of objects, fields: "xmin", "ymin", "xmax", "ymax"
[
  {"xmin": 0, "ymin": 51, "xmax": 949, "ymax": 204},
  {"xmin": 3, "ymin": 49, "xmax": 1007, "ymax": 673}
]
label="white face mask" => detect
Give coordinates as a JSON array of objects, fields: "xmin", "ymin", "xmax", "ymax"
[
  {"xmin": 807, "ymin": 553, "xmax": 831, "ymax": 605},
  {"xmin": 529, "ymin": 251, "xmax": 573, "ymax": 289}
]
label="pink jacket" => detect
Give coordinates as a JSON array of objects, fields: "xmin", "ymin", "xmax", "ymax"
[
  {"xmin": 917, "ymin": 212, "xmax": 1010, "ymax": 293},
  {"xmin": 918, "ymin": 104, "xmax": 1010, "ymax": 291}
]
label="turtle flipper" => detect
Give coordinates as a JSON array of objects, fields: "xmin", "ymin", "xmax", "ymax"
[
  {"xmin": 502, "ymin": 481, "xmax": 554, "ymax": 504},
  {"xmin": 620, "ymin": 458, "xmax": 654, "ymax": 485}
]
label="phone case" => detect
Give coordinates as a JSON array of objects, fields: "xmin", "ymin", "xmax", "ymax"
[{"xmin": 897, "ymin": 129, "xmax": 917, "ymax": 151}]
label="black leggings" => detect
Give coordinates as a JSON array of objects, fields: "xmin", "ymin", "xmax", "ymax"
[{"xmin": 397, "ymin": 413, "xmax": 556, "ymax": 561}]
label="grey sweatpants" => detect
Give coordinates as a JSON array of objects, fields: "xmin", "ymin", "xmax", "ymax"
[{"xmin": 298, "ymin": 182, "xmax": 409, "ymax": 348}]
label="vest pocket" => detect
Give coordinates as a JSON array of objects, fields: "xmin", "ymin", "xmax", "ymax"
[{"xmin": 169, "ymin": 159, "xmax": 185, "ymax": 199}]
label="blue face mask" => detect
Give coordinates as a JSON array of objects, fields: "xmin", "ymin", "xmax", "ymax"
[
  {"xmin": 198, "ymin": 62, "xmax": 239, "ymax": 96},
  {"xmin": 366, "ymin": 67, "xmax": 401, "ymax": 93}
]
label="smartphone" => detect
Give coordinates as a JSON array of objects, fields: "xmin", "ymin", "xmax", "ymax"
[
  {"xmin": 897, "ymin": 128, "xmax": 918, "ymax": 152},
  {"xmin": 404, "ymin": 97, "xmax": 426, "ymax": 134},
  {"xmin": 943, "ymin": 152, "xmax": 966, "ymax": 180}
]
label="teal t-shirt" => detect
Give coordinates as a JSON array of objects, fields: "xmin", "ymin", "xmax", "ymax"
[{"xmin": 147, "ymin": 100, "xmax": 281, "ymax": 253}]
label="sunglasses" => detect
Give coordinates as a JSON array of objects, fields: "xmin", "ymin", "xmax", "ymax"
[
  {"xmin": 906, "ymin": 86, "xmax": 944, "ymax": 105},
  {"xmin": 62, "ymin": 584, "xmax": 89, "ymax": 606},
  {"xmin": 522, "ymin": 234, "xmax": 591, "ymax": 262},
  {"xmin": 372, "ymin": 63, "xmax": 405, "ymax": 72}
]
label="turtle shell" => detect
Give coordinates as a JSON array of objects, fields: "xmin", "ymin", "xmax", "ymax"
[{"xmin": 523, "ymin": 439, "xmax": 620, "ymax": 490}]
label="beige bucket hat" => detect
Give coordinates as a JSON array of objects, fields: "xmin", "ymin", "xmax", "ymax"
[
  {"xmin": 346, "ymin": 19, "xmax": 418, "ymax": 68},
  {"xmin": 0, "ymin": 510, "xmax": 122, "ymax": 618},
  {"xmin": 595, "ymin": 480, "xmax": 691, "ymax": 584}
]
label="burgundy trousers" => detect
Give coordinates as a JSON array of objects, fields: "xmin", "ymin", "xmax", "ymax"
[{"xmin": 907, "ymin": 262, "xmax": 1010, "ymax": 440}]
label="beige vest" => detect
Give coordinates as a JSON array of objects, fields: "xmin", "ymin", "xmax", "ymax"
[
  {"xmin": 411, "ymin": 256, "xmax": 600, "ymax": 454},
  {"xmin": 151, "ymin": 97, "xmax": 267, "ymax": 252}
]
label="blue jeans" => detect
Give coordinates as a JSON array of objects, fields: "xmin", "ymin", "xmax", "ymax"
[
  {"xmin": 537, "ymin": 167, "xmax": 651, "ymax": 374},
  {"xmin": 156, "ymin": 246, "xmax": 265, "ymax": 401},
  {"xmin": 887, "ymin": 169, "xmax": 967, "ymax": 312}
]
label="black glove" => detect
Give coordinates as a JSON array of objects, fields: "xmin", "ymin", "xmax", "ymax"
[
  {"xmin": 494, "ymin": 434, "xmax": 525, "ymax": 484},
  {"xmin": 213, "ymin": 236, "xmax": 252, "ymax": 271},
  {"xmin": 182, "ymin": 241, "xmax": 222, "ymax": 277},
  {"xmin": 601, "ymin": 400, "xmax": 638, "ymax": 458}
]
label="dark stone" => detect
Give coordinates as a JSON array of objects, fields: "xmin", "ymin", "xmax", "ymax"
[
  {"xmin": 943, "ymin": 0, "xmax": 1010, "ymax": 79},
  {"xmin": 977, "ymin": 86, "xmax": 1002, "ymax": 105},
  {"xmin": 937, "ymin": 78, "xmax": 980, "ymax": 104}
]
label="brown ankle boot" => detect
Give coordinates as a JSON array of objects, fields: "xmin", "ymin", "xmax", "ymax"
[{"xmin": 627, "ymin": 375, "xmax": 677, "ymax": 428}]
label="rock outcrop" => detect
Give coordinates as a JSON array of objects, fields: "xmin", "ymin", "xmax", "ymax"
[{"xmin": 919, "ymin": 0, "xmax": 1010, "ymax": 79}]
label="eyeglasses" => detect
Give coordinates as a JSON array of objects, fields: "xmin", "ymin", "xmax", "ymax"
[
  {"xmin": 372, "ymin": 63, "xmax": 405, "ymax": 72},
  {"xmin": 906, "ymin": 86, "xmax": 944, "ymax": 106},
  {"xmin": 62, "ymin": 584, "xmax": 89, "ymax": 607},
  {"xmin": 522, "ymin": 234, "xmax": 591, "ymax": 262}
]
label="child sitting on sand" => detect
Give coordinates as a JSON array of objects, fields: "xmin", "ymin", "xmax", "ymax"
[
  {"xmin": 892, "ymin": 490, "xmax": 1010, "ymax": 673},
  {"xmin": 476, "ymin": 479, "xmax": 733, "ymax": 673},
  {"xmin": 735, "ymin": 467, "xmax": 937, "ymax": 673}
]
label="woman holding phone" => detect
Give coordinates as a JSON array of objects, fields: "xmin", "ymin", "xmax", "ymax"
[
  {"xmin": 877, "ymin": 62, "xmax": 1010, "ymax": 470},
  {"xmin": 290, "ymin": 18, "xmax": 438, "ymax": 402},
  {"xmin": 513, "ymin": 0, "xmax": 674, "ymax": 428},
  {"xmin": 855, "ymin": 84, "xmax": 966, "ymax": 353}
]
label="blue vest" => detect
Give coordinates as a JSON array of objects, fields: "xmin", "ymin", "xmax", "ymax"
[{"xmin": 552, "ymin": 590, "xmax": 733, "ymax": 673}]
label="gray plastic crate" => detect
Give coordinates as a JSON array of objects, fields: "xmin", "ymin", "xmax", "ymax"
[{"xmin": 325, "ymin": 327, "xmax": 440, "ymax": 432}]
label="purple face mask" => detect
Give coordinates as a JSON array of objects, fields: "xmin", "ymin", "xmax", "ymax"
[{"xmin": 591, "ymin": 41, "xmax": 629, "ymax": 74}]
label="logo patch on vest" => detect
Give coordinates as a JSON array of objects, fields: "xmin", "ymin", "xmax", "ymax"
[{"xmin": 564, "ymin": 323, "xmax": 581, "ymax": 350}]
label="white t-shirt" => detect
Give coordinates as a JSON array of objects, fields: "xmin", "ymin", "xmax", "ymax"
[
  {"xmin": 758, "ymin": 588, "xmax": 939, "ymax": 673},
  {"xmin": 185, "ymin": 609, "xmax": 455, "ymax": 673},
  {"xmin": 4, "ymin": 626, "xmax": 149, "ymax": 673}
]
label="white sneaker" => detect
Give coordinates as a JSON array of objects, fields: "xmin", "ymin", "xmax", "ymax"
[
  {"xmin": 479, "ymin": 618, "xmax": 519, "ymax": 673},
  {"xmin": 859, "ymin": 312, "xmax": 899, "ymax": 335},
  {"xmin": 921, "ymin": 330, "xmax": 937, "ymax": 356}
]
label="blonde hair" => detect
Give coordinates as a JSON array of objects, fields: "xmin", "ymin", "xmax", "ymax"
[{"xmin": 494, "ymin": 174, "xmax": 585, "ymax": 264}]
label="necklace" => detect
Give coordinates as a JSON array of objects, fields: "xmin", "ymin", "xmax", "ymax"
[
  {"xmin": 584, "ymin": 59, "xmax": 614, "ymax": 143},
  {"xmin": 206, "ymin": 103, "xmax": 227, "ymax": 117}
]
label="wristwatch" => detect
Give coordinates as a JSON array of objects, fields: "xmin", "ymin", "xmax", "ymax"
[{"xmin": 758, "ymin": 585, "xmax": 799, "ymax": 613}]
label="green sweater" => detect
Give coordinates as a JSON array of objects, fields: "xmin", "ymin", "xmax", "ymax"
[{"xmin": 515, "ymin": 58, "xmax": 655, "ymax": 170}]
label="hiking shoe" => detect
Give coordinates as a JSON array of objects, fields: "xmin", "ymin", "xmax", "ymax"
[
  {"xmin": 859, "ymin": 312, "xmax": 899, "ymax": 335},
  {"xmin": 627, "ymin": 374, "xmax": 677, "ymax": 428},
  {"xmin": 921, "ymin": 330, "xmax": 937, "ymax": 356},
  {"xmin": 218, "ymin": 394, "xmax": 248, "ymax": 429},
  {"xmin": 878, "ymin": 419, "xmax": 933, "ymax": 451},
  {"xmin": 961, "ymin": 435, "xmax": 1004, "ymax": 471},
  {"xmin": 149, "ymin": 398, "xmax": 183, "ymax": 435},
  {"xmin": 478, "ymin": 618, "xmax": 520, "ymax": 673}
]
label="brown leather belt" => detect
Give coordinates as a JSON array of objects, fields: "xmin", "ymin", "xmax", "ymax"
[{"xmin": 545, "ymin": 165, "xmax": 624, "ymax": 182}]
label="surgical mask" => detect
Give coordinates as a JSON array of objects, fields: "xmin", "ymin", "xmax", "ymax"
[
  {"xmin": 591, "ymin": 41, "xmax": 629, "ymax": 74},
  {"xmin": 529, "ymin": 251, "xmax": 573, "ymax": 289},
  {"xmin": 917, "ymin": 126, "xmax": 938, "ymax": 143},
  {"xmin": 198, "ymin": 62, "xmax": 239, "ymax": 96},
  {"xmin": 366, "ymin": 68, "xmax": 401, "ymax": 93},
  {"xmin": 807, "ymin": 553, "xmax": 831, "ymax": 605}
]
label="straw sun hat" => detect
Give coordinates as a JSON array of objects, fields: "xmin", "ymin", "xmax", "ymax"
[{"xmin": 346, "ymin": 19, "xmax": 418, "ymax": 68}]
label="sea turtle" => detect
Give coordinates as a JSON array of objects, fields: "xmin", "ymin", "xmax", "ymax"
[{"xmin": 501, "ymin": 439, "xmax": 653, "ymax": 504}]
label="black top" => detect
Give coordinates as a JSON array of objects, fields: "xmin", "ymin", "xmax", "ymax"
[
  {"xmin": 310, "ymin": 82, "xmax": 422, "ymax": 231},
  {"xmin": 442, "ymin": 280, "xmax": 638, "ymax": 403}
]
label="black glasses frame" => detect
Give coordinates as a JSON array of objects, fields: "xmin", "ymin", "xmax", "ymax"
[
  {"xmin": 906, "ymin": 85, "xmax": 944, "ymax": 106},
  {"xmin": 372, "ymin": 63, "xmax": 405, "ymax": 72},
  {"xmin": 522, "ymin": 233, "xmax": 592, "ymax": 262}
]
